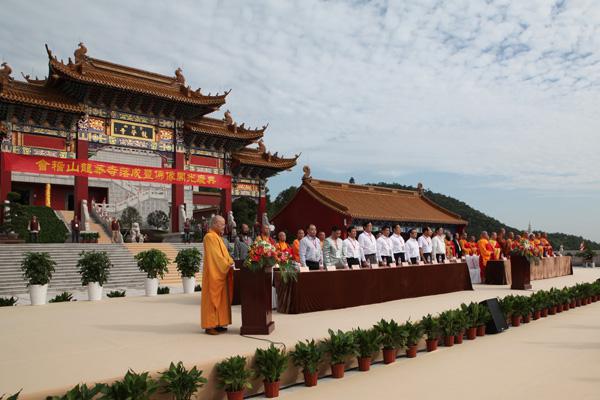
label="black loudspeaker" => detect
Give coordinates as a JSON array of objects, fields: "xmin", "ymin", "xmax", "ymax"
[{"xmin": 479, "ymin": 298, "xmax": 509, "ymax": 334}]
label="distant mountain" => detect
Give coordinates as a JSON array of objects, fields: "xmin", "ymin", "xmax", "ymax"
[
  {"xmin": 266, "ymin": 183, "xmax": 599, "ymax": 250},
  {"xmin": 371, "ymin": 182, "xmax": 600, "ymax": 251}
]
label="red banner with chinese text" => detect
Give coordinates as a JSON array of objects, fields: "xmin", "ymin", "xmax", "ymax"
[{"xmin": 1, "ymin": 153, "xmax": 231, "ymax": 189}]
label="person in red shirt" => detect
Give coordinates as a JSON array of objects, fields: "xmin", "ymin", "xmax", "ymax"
[{"xmin": 71, "ymin": 216, "xmax": 80, "ymax": 243}]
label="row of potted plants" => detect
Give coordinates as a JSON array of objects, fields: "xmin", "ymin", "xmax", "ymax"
[
  {"xmin": 79, "ymin": 232, "xmax": 100, "ymax": 243},
  {"xmin": 19, "ymin": 247, "xmax": 202, "ymax": 305},
  {"xmin": 499, "ymin": 282, "xmax": 600, "ymax": 326}
]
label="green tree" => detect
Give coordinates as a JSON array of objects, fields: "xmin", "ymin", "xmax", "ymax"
[
  {"xmin": 121, "ymin": 206, "xmax": 142, "ymax": 229},
  {"xmin": 146, "ymin": 210, "xmax": 169, "ymax": 230},
  {"xmin": 232, "ymin": 197, "xmax": 257, "ymax": 227},
  {"xmin": 268, "ymin": 186, "xmax": 298, "ymax": 218}
]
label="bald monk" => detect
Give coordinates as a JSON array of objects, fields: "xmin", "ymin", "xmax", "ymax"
[
  {"xmin": 201, "ymin": 215, "xmax": 234, "ymax": 335},
  {"xmin": 459, "ymin": 232, "xmax": 470, "ymax": 256},
  {"xmin": 478, "ymin": 231, "xmax": 494, "ymax": 281},
  {"xmin": 469, "ymin": 236, "xmax": 479, "ymax": 255},
  {"xmin": 505, "ymin": 232, "xmax": 515, "ymax": 254},
  {"xmin": 489, "ymin": 232, "xmax": 501, "ymax": 260}
]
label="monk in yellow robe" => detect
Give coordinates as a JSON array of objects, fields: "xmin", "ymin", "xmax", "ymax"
[
  {"xmin": 459, "ymin": 232, "xmax": 470, "ymax": 256},
  {"xmin": 489, "ymin": 232, "xmax": 501, "ymax": 260},
  {"xmin": 201, "ymin": 215, "xmax": 234, "ymax": 335},
  {"xmin": 478, "ymin": 231, "xmax": 494, "ymax": 281},
  {"xmin": 275, "ymin": 231, "xmax": 290, "ymax": 252}
]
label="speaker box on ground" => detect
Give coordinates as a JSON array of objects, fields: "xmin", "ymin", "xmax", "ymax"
[{"xmin": 480, "ymin": 298, "xmax": 509, "ymax": 334}]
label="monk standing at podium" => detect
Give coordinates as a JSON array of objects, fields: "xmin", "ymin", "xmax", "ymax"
[{"xmin": 201, "ymin": 215, "xmax": 234, "ymax": 335}]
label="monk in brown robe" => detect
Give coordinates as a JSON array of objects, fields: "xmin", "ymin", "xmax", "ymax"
[{"xmin": 201, "ymin": 215, "xmax": 234, "ymax": 335}]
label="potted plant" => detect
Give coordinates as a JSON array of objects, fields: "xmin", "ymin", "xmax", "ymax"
[
  {"xmin": 352, "ymin": 328, "xmax": 381, "ymax": 371},
  {"xmin": 159, "ymin": 361, "xmax": 207, "ymax": 400},
  {"xmin": 322, "ymin": 329, "xmax": 355, "ymax": 378},
  {"xmin": 476, "ymin": 307, "xmax": 490, "ymax": 336},
  {"xmin": 215, "ymin": 355, "xmax": 252, "ymax": 400},
  {"xmin": 135, "ymin": 249, "xmax": 169, "ymax": 296},
  {"xmin": 439, "ymin": 310, "xmax": 459, "ymax": 347},
  {"xmin": 77, "ymin": 250, "xmax": 112, "ymax": 301},
  {"xmin": 254, "ymin": 344, "xmax": 288, "ymax": 398},
  {"xmin": 47, "ymin": 383, "xmax": 103, "ymax": 400},
  {"xmin": 420, "ymin": 314, "xmax": 440, "ymax": 351},
  {"xmin": 290, "ymin": 339, "xmax": 323, "ymax": 387},
  {"xmin": 401, "ymin": 320, "xmax": 424, "ymax": 356},
  {"xmin": 99, "ymin": 369, "xmax": 158, "ymax": 400},
  {"xmin": 460, "ymin": 303, "xmax": 480, "ymax": 340},
  {"xmin": 548, "ymin": 288, "xmax": 559, "ymax": 315},
  {"xmin": 374, "ymin": 319, "xmax": 406, "ymax": 363},
  {"xmin": 21, "ymin": 252, "xmax": 56, "ymax": 306},
  {"xmin": 0, "ymin": 296, "xmax": 18, "ymax": 307},
  {"xmin": 512, "ymin": 296, "xmax": 532, "ymax": 325},
  {"xmin": 453, "ymin": 310, "xmax": 468, "ymax": 344},
  {"xmin": 530, "ymin": 292, "xmax": 545, "ymax": 320},
  {"xmin": 175, "ymin": 248, "xmax": 202, "ymax": 294}
]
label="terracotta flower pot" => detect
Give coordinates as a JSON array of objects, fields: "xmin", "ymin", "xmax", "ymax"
[
  {"xmin": 557, "ymin": 304, "xmax": 563, "ymax": 313},
  {"xmin": 593, "ymin": 296, "xmax": 598, "ymax": 302},
  {"xmin": 331, "ymin": 363, "xmax": 345, "ymax": 378},
  {"xmin": 263, "ymin": 380, "xmax": 280, "ymax": 398},
  {"xmin": 549, "ymin": 306, "xmax": 557, "ymax": 315},
  {"xmin": 522, "ymin": 314, "xmax": 531, "ymax": 323},
  {"xmin": 444, "ymin": 335, "xmax": 455, "ymax": 347},
  {"xmin": 382, "ymin": 348, "xmax": 397, "ymax": 364},
  {"xmin": 303, "ymin": 370, "xmax": 318, "ymax": 387},
  {"xmin": 226, "ymin": 390, "xmax": 244, "ymax": 400},
  {"xmin": 563, "ymin": 303, "xmax": 570, "ymax": 310},
  {"xmin": 467, "ymin": 327, "xmax": 477, "ymax": 340},
  {"xmin": 533, "ymin": 310, "xmax": 541, "ymax": 320},
  {"xmin": 476, "ymin": 325, "xmax": 486, "ymax": 336},
  {"xmin": 511, "ymin": 315, "xmax": 521, "ymax": 327},
  {"xmin": 426, "ymin": 338, "xmax": 438, "ymax": 352},
  {"xmin": 406, "ymin": 344, "xmax": 418, "ymax": 358},
  {"xmin": 541, "ymin": 308, "xmax": 548, "ymax": 317},
  {"xmin": 576, "ymin": 299, "xmax": 582, "ymax": 307},
  {"xmin": 358, "ymin": 356, "xmax": 371, "ymax": 371},
  {"xmin": 570, "ymin": 300, "xmax": 576, "ymax": 308}
]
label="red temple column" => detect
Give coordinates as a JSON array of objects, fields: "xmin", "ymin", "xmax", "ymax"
[
  {"xmin": 74, "ymin": 139, "xmax": 88, "ymax": 218},
  {"xmin": 171, "ymin": 152, "xmax": 185, "ymax": 232},
  {"xmin": 0, "ymin": 151, "xmax": 11, "ymax": 223},
  {"xmin": 257, "ymin": 195, "xmax": 267, "ymax": 225},
  {"xmin": 221, "ymin": 188, "xmax": 232, "ymax": 217}
]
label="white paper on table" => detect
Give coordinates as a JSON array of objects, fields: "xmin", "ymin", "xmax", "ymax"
[
  {"xmin": 418, "ymin": 261, "xmax": 424, "ymax": 265},
  {"xmin": 299, "ymin": 266, "xmax": 309, "ymax": 272},
  {"xmin": 326, "ymin": 266, "xmax": 336, "ymax": 271},
  {"xmin": 401, "ymin": 262, "xmax": 409, "ymax": 266},
  {"xmin": 443, "ymin": 259, "xmax": 450, "ymax": 264},
  {"xmin": 350, "ymin": 265, "xmax": 360, "ymax": 270},
  {"xmin": 371, "ymin": 264, "xmax": 379, "ymax": 269},
  {"xmin": 389, "ymin": 263, "xmax": 396, "ymax": 267}
]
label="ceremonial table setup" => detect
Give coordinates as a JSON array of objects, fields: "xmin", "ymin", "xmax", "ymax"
[
  {"xmin": 274, "ymin": 262, "xmax": 473, "ymax": 314},
  {"xmin": 485, "ymin": 256, "xmax": 572, "ymax": 289}
]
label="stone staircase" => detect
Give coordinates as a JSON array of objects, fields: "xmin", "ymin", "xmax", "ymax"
[
  {"xmin": 59, "ymin": 210, "xmax": 113, "ymax": 244},
  {"xmin": 0, "ymin": 244, "xmax": 147, "ymax": 296},
  {"xmin": 123, "ymin": 242, "xmax": 204, "ymax": 285}
]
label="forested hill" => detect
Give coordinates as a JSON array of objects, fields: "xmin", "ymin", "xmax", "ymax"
[
  {"xmin": 266, "ymin": 183, "xmax": 599, "ymax": 250},
  {"xmin": 372, "ymin": 182, "xmax": 599, "ymax": 250}
]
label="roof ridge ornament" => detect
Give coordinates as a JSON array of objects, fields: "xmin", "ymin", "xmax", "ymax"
[
  {"xmin": 417, "ymin": 182, "xmax": 424, "ymax": 195},
  {"xmin": 302, "ymin": 165, "xmax": 312, "ymax": 181},
  {"xmin": 21, "ymin": 72, "xmax": 47, "ymax": 85},
  {"xmin": 74, "ymin": 42, "xmax": 88, "ymax": 64},
  {"xmin": 0, "ymin": 62, "xmax": 13, "ymax": 91},
  {"xmin": 174, "ymin": 67, "xmax": 185, "ymax": 85}
]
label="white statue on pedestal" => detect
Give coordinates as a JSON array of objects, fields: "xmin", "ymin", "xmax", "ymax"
[
  {"xmin": 178, "ymin": 204, "xmax": 187, "ymax": 233},
  {"xmin": 131, "ymin": 222, "xmax": 143, "ymax": 243},
  {"xmin": 81, "ymin": 199, "xmax": 91, "ymax": 232}
]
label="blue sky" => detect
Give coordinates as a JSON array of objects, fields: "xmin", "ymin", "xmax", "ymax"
[{"xmin": 1, "ymin": 0, "xmax": 600, "ymax": 242}]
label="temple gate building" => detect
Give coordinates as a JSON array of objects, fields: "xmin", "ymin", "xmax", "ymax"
[{"xmin": 0, "ymin": 43, "xmax": 297, "ymax": 231}]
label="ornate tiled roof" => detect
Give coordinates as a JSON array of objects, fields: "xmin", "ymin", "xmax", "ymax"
[
  {"xmin": 0, "ymin": 79, "xmax": 84, "ymax": 113},
  {"xmin": 184, "ymin": 116, "xmax": 266, "ymax": 141},
  {"xmin": 302, "ymin": 178, "xmax": 467, "ymax": 225},
  {"xmin": 46, "ymin": 43, "xmax": 228, "ymax": 107},
  {"xmin": 232, "ymin": 146, "xmax": 299, "ymax": 170}
]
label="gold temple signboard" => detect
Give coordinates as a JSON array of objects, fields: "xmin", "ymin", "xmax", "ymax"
[{"xmin": 111, "ymin": 120, "xmax": 155, "ymax": 141}]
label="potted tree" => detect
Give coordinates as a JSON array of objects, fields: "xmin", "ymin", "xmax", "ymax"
[
  {"xmin": 374, "ymin": 319, "xmax": 406, "ymax": 363},
  {"xmin": 476, "ymin": 307, "xmax": 491, "ymax": 336},
  {"xmin": 420, "ymin": 314, "xmax": 441, "ymax": 351},
  {"xmin": 352, "ymin": 328, "xmax": 381, "ymax": 371},
  {"xmin": 254, "ymin": 344, "xmax": 288, "ymax": 398},
  {"xmin": 134, "ymin": 249, "xmax": 169, "ymax": 296},
  {"xmin": 290, "ymin": 339, "xmax": 323, "ymax": 387},
  {"xmin": 439, "ymin": 310, "xmax": 459, "ymax": 347},
  {"xmin": 21, "ymin": 252, "xmax": 56, "ymax": 306},
  {"xmin": 322, "ymin": 329, "xmax": 355, "ymax": 378},
  {"xmin": 215, "ymin": 355, "xmax": 252, "ymax": 400},
  {"xmin": 159, "ymin": 361, "xmax": 207, "ymax": 400},
  {"xmin": 77, "ymin": 250, "xmax": 112, "ymax": 301},
  {"xmin": 454, "ymin": 310, "xmax": 468, "ymax": 344},
  {"xmin": 530, "ymin": 292, "xmax": 545, "ymax": 320},
  {"xmin": 48, "ymin": 383, "xmax": 102, "ymax": 400},
  {"xmin": 175, "ymin": 248, "xmax": 202, "ymax": 294},
  {"xmin": 401, "ymin": 320, "xmax": 424, "ymax": 357},
  {"xmin": 460, "ymin": 303, "xmax": 480, "ymax": 340},
  {"xmin": 99, "ymin": 369, "xmax": 158, "ymax": 399}
]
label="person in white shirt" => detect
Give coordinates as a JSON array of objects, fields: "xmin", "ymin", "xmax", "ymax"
[
  {"xmin": 299, "ymin": 224, "xmax": 323, "ymax": 270},
  {"xmin": 377, "ymin": 226, "xmax": 394, "ymax": 266},
  {"xmin": 405, "ymin": 229, "xmax": 421, "ymax": 264},
  {"xmin": 390, "ymin": 224, "xmax": 406, "ymax": 264},
  {"xmin": 418, "ymin": 227, "xmax": 433, "ymax": 263},
  {"xmin": 358, "ymin": 222, "xmax": 378, "ymax": 265},
  {"xmin": 432, "ymin": 227, "xmax": 446, "ymax": 263},
  {"xmin": 342, "ymin": 226, "xmax": 366, "ymax": 267},
  {"xmin": 323, "ymin": 226, "xmax": 345, "ymax": 268}
]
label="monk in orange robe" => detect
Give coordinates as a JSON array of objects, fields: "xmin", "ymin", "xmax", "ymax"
[
  {"xmin": 445, "ymin": 233, "xmax": 456, "ymax": 258},
  {"xmin": 275, "ymin": 231, "xmax": 290, "ymax": 252},
  {"xmin": 201, "ymin": 215, "xmax": 234, "ymax": 335},
  {"xmin": 459, "ymin": 233, "xmax": 470, "ymax": 256},
  {"xmin": 292, "ymin": 229, "xmax": 304, "ymax": 263},
  {"xmin": 505, "ymin": 232, "xmax": 515, "ymax": 254},
  {"xmin": 541, "ymin": 232, "xmax": 553, "ymax": 256},
  {"xmin": 469, "ymin": 236, "xmax": 479, "ymax": 255},
  {"xmin": 489, "ymin": 232, "xmax": 501, "ymax": 260},
  {"xmin": 256, "ymin": 224, "xmax": 275, "ymax": 246},
  {"xmin": 477, "ymin": 231, "xmax": 494, "ymax": 281}
]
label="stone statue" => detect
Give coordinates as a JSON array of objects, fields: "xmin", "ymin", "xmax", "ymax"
[
  {"xmin": 131, "ymin": 222, "xmax": 143, "ymax": 243},
  {"xmin": 257, "ymin": 139, "xmax": 266, "ymax": 154},
  {"xmin": 174, "ymin": 67, "xmax": 185, "ymax": 85},
  {"xmin": 227, "ymin": 210, "xmax": 237, "ymax": 238},
  {"xmin": 81, "ymin": 199, "xmax": 91, "ymax": 232},
  {"xmin": 302, "ymin": 165, "xmax": 311, "ymax": 180},
  {"xmin": 74, "ymin": 42, "xmax": 88, "ymax": 64},
  {"xmin": 178, "ymin": 204, "xmax": 187, "ymax": 233},
  {"xmin": 224, "ymin": 110, "xmax": 234, "ymax": 126}
]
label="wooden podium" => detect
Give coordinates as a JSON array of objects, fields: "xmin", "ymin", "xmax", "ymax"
[
  {"xmin": 510, "ymin": 255, "xmax": 532, "ymax": 290},
  {"xmin": 240, "ymin": 266, "xmax": 275, "ymax": 335}
]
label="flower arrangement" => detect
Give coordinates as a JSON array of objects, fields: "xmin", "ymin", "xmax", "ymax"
[
  {"xmin": 510, "ymin": 239, "xmax": 541, "ymax": 265},
  {"xmin": 244, "ymin": 240, "xmax": 298, "ymax": 283}
]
